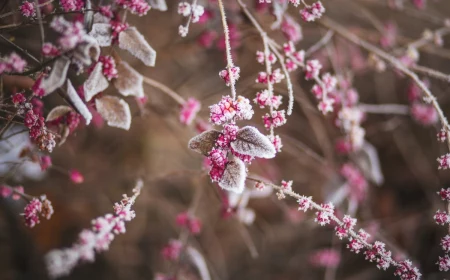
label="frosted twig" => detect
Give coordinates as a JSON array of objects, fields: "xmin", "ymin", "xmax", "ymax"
[{"xmin": 359, "ymin": 104, "xmax": 410, "ymax": 115}]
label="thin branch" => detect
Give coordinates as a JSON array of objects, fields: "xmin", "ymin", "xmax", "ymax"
[
  {"xmin": 0, "ymin": 34, "xmax": 40, "ymax": 64},
  {"xmin": 306, "ymin": 30, "xmax": 335, "ymax": 56},
  {"xmin": 359, "ymin": 103, "xmax": 410, "ymax": 115},
  {"xmin": 217, "ymin": 0, "xmax": 237, "ymax": 100},
  {"xmin": 409, "ymin": 64, "xmax": 450, "ymax": 83},
  {"xmin": 142, "ymin": 76, "xmax": 186, "ymax": 105}
]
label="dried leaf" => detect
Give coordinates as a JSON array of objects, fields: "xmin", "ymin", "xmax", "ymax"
[
  {"xmin": 58, "ymin": 125, "xmax": 70, "ymax": 147},
  {"xmin": 185, "ymin": 247, "xmax": 211, "ymax": 280},
  {"xmin": 84, "ymin": 62, "xmax": 109, "ymax": 101},
  {"xmin": 41, "ymin": 57, "xmax": 70, "ymax": 95},
  {"xmin": 95, "ymin": 96, "xmax": 131, "ymax": 130},
  {"xmin": 113, "ymin": 61, "xmax": 144, "ymax": 98},
  {"xmin": 188, "ymin": 130, "xmax": 221, "ymax": 156},
  {"xmin": 118, "ymin": 27, "xmax": 156, "ymax": 67},
  {"xmin": 231, "ymin": 126, "xmax": 276, "ymax": 158},
  {"xmin": 66, "ymin": 80, "xmax": 92, "ymax": 125},
  {"xmin": 93, "ymin": 12, "xmax": 110, "ymax": 24},
  {"xmin": 219, "ymin": 157, "xmax": 246, "ymax": 194},
  {"xmin": 46, "ymin": 105, "xmax": 73, "ymax": 122},
  {"xmin": 148, "ymin": 0, "xmax": 167, "ymax": 11},
  {"xmin": 72, "ymin": 36, "xmax": 100, "ymax": 69},
  {"xmin": 89, "ymin": 23, "xmax": 112, "ymax": 47}
]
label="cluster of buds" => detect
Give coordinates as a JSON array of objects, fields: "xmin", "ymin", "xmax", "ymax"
[
  {"xmin": 435, "ymin": 188, "xmax": 450, "ymax": 271},
  {"xmin": 45, "ymin": 181, "xmax": 142, "ymax": 278},
  {"xmin": 116, "ymin": 0, "xmax": 150, "ymax": 16},
  {"xmin": 0, "ymin": 52, "xmax": 27, "ymax": 74},
  {"xmin": 22, "ymin": 195, "xmax": 54, "ymax": 228},
  {"xmin": 0, "ymin": 185, "xmax": 24, "ymax": 200},
  {"xmin": 60, "ymin": 0, "xmax": 84, "ymax": 12},
  {"xmin": 98, "ymin": 55, "xmax": 118, "ymax": 80},
  {"xmin": 178, "ymin": 1, "xmax": 205, "ymax": 37},
  {"xmin": 176, "ymin": 211, "xmax": 202, "ymax": 235},
  {"xmin": 300, "ymin": 1, "xmax": 325, "ymax": 22},
  {"xmin": 20, "ymin": 1, "xmax": 36, "ymax": 18},
  {"xmin": 292, "ymin": 192, "xmax": 421, "ymax": 279},
  {"xmin": 13, "ymin": 93, "xmax": 56, "ymax": 152},
  {"xmin": 340, "ymin": 163, "xmax": 368, "ymax": 202},
  {"xmin": 180, "ymin": 98, "xmax": 201, "ymax": 125}
]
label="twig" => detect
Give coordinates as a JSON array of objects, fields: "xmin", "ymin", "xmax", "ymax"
[
  {"xmin": 142, "ymin": 76, "xmax": 186, "ymax": 105},
  {"xmin": 217, "ymin": 0, "xmax": 237, "ymax": 100},
  {"xmin": 306, "ymin": 30, "xmax": 335, "ymax": 56},
  {"xmin": 359, "ymin": 103, "xmax": 410, "ymax": 115},
  {"xmin": 0, "ymin": 34, "xmax": 40, "ymax": 64},
  {"xmin": 409, "ymin": 64, "xmax": 450, "ymax": 83},
  {"xmin": 33, "ymin": 0, "xmax": 45, "ymax": 59}
]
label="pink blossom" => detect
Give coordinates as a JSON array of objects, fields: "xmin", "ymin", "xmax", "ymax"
[
  {"xmin": 305, "ymin": 60, "xmax": 322, "ymax": 80},
  {"xmin": 98, "ymin": 56, "xmax": 118, "ymax": 80},
  {"xmin": 438, "ymin": 188, "xmax": 450, "ymax": 201},
  {"xmin": 310, "ymin": 249, "xmax": 341, "ymax": 268},
  {"xmin": 380, "ymin": 21, "xmax": 397, "ymax": 49},
  {"xmin": 219, "ymin": 66, "xmax": 240, "ymax": 86},
  {"xmin": 175, "ymin": 212, "xmax": 202, "ymax": 235},
  {"xmin": 198, "ymin": 30, "xmax": 218, "ymax": 48},
  {"xmin": 178, "ymin": 2, "xmax": 191, "ymax": 16},
  {"xmin": 198, "ymin": 8, "xmax": 213, "ymax": 24},
  {"xmin": 23, "ymin": 198, "xmax": 43, "ymax": 228},
  {"xmin": 411, "ymin": 102, "xmax": 438, "ymax": 125},
  {"xmin": 69, "ymin": 169, "xmax": 84, "ymax": 184},
  {"xmin": 12, "ymin": 186, "xmax": 24, "ymax": 200},
  {"xmin": 441, "ymin": 235, "xmax": 450, "ymax": 252},
  {"xmin": 20, "ymin": 1, "xmax": 36, "ymax": 17},
  {"xmin": 255, "ymin": 182, "xmax": 265, "ymax": 190},
  {"xmin": 437, "ymin": 128, "xmax": 448, "ymax": 143},
  {"xmin": 12, "ymin": 92, "xmax": 26, "ymax": 105},
  {"xmin": 115, "ymin": 0, "xmax": 150, "ymax": 16},
  {"xmin": 434, "ymin": 210, "xmax": 450, "ymax": 225},
  {"xmin": 209, "ymin": 95, "xmax": 253, "ymax": 125},
  {"xmin": 335, "ymin": 138, "xmax": 353, "ymax": 154},
  {"xmin": 340, "ymin": 163, "xmax": 368, "ymax": 202},
  {"xmin": 297, "ymin": 196, "xmax": 312, "ymax": 212},
  {"xmin": 60, "ymin": 0, "xmax": 84, "ymax": 12},
  {"xmin": 394, "ymin": 260, "xmax": 421, "ymax": 279},
  {"xmin": 40, "ymin": 155, "xmax": 52, "ymax": 171},
  {"xmin": 318, "ymin": 98, "xmax": 334, "ymax": 114},
  {"xmin": 300, "ymin": 1, "xmax": 325, "ymax": 22},
  {"xmin": 0, "ymin": 186, "xmax": 12, "ymax": 198},
  {"xmin": 263, "ymin": 110, "xmax": 287, "ymax": 129},
  {"xmin": 111, "ymin": 20, "xmax": 129, "ymax": 41},
  {"xmin": 180, "ymin": 98, "xmax": 201, "ymax": 125},
  {"xmin": 281, "ymin": 16, "xmax": 303, "ymax": 43},
  {"xmin": 269, "ymin": 134, "xmax": 283, "ymax": 152},
  {"xmin": 438, "ymin": 153, "xmax": 450, "ymax": 169},
  {"xmin": 315, "ymin": 203, "xmax": 334, "ymax": 226},
  {"xmin": 42, "ymin": 43, "xmax": 60, "ymax": 57},
  {"xmin": 161, "ymin": 239, "xmax": 183, "ymax": 261},
  {"xmin": 335, "ymin": 215, "xmax": 357, "ymax": 239},
  {"xmin": 99, "ymin": 5, "xmax": 113, "ymax": 18}
]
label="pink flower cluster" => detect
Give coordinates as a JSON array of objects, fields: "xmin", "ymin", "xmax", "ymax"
[
  {"xmin": 219, "ymin": 66, "xmax": 240, "ymax": 86},
  {"xmin": 180, "ymin": 98, "xmax": 201, "ymax": 125},
  {"xmin": 435, "ymin": 187, "xmax": 450, "ymax": 271},
  {"xmin": 290, "ymin": 191, "xmax": 421, "ymax": 279},
  {"xmin": 46, "ymin": 182, "xmax": 142, "ymax": 278},
  {"xmin": 0, "ymin": 185, "xmax": 24, "ymax": 200},
  {"xmin": 23, "ymin": 195, "xmax": 54, "ymax": 228},
  {"xmin": 281, "ymin": 16, "xmax": 303, "ymax": 43},
  {"xmin": 0, "ymin": 52, "xmax": 27, "ymax": 74},
  {"xmin": 14, "ymin": 93, "xmax": 56, "ymax": 152},
  {"xmin": 177, "ymin": 2, "xmax": 204, "ymax": 22},
  {"xmin": 340, "ymin": 163, "xmax": 368, "ymax": 202},
  {"xmin": 98, "ymin": 55, "xmax": 118, "ymax": 80},
  {"xmin": 115, "ymin": 0, "xmax": 150, "ymax": 16},
  {"xmin": 209, "ymin": 95, "xmax": 253, "ymax": 125},
  {"xmin": 309, "ymin": 249, "xmax": 341, "ymax": 268},
  {"xmin": 50, "ymin": 16, "xmax": 86, "ymax": 51},
  {"xmin": 176, "ymin": 212, "xmax": 202, "ymax": 235},
  {"xmin": 161, "ymin": 239, "xmax": 183, "ymax": 261},
  {"xmin": 20, "ymin": 1, "xmax": 36, "ymax": 17},
  {"xmin": 60, "ymin": 0, "xmax": 85, "ymax": 12},
  {"xmin": 42, "ymin": 43, "xmax": 61, "ymax": 57},
  {"xmin": 300, "ymin": 1, "xmax": 325, "ymax": 22},
  {"xmin": 263, "ymin": 110, "xmax": 287, "ymax": 129}
]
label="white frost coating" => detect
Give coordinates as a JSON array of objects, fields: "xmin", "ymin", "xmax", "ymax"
[
  {"xmin": 230, "ymin": 126, "xmax": 276, "ymax": 158},
  {"xmin": 219, "ymin": 157, "xmax": 246, "ymax": 194},
  {"xmin": 89, "ymin": 23, "xmax": 112, "ymax": 47},
  {"xmin": 113, "ymin": 61, "xmax": 145, "ymax": 98},
  {"xmin": 95, "ymin": 96, "xmax": 131, "ymax": 130},
  {"xmin": 148, "ymin": 0, "xmax": 167, "ymax": 11},
  {"xmin": 93, "ymin": 12, "xmax": 110, "ymax": 24},
  {"xmin": 41, "ymin": 57, "xmax": 70, "ymax": 96},
  {"xmin": 118, "ymin": 27, "xmax": 156, "ymax": 67},
  {"xmin": 66, "ymin": 80, "xmax": 92, "ymax": 125},
  {"xmin": 84, "ymin": 62, "xmax": 109, "ymax": 101},
  {"xmin": 185, "ymin": 247, "xmax": 211, "ymax": 280}
]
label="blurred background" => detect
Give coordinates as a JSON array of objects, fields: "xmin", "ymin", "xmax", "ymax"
[{"xmin": 2, "ymin": 0, "xmax": 450, "ymax": 279}]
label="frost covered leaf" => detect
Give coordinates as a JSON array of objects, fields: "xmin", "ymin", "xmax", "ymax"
[
  {"xmin": 95, "ymin": 96, "xmax": 131, "ymax": 130},
  {"xmin": 185, "ymin": 247, "xmax": 211, "ymax": 280},
  {"xmin": 188, "ymin": 130, "xmax": 221, "ymax": 156},
  {"xmin": 41, "ymin": 57, "xmax": 70, "ymax": 95},
  {"xmin": 118, "ymin": 27, "xmax": 156, "ymax": 67},
  {"xmin": 219, "ymin": 157, "xmax": 246, "ymax": 194},
  {"xmin": 46, "ymin": 105, "xmax": 72, "ymax": 122},
  {"xmin": 72, "ymin": 36, "xmax": 100, "ymax": 68},
  {"xmin": 148, "ymin": 0, "xmax": 167, "ymax": 11},
  {"xmin": 89, "ymin": 23, "xmax": 112, "ymax": 47},
  {"xmin": 353, "ymin": 141, "xmax": 384, "ymax": 185},
  {"xmin": 84, "ymin": 62, "xmax": 109, "ymax": 101},
  {"xmin": 113, "ymin": 61, "xmax": 144, "ymax": 98},
  {"xmin": 66, "ymin": 80, "xmax": 92, "ymax": 125},
  {"xmin": 231, "ymin": 126, "xmax": 276, "ymax": 158}
]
